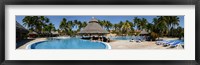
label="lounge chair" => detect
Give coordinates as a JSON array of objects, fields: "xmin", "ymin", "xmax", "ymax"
[
  {"xmin": 156, "ymin": 40, "xmax": 168, "ymax": 45},
  {"xmin": 129, "ymin": 39, "xmax": 134, "ymax": 42},
  {"xmin": 135, "ymin": 39, "xmax": 141, "ymax": 43},
  {"xmin": 169, "ymin": 41, "xmax": 183, "ymax": 48},
  {"xmin": 162, "ymin": 40, "xmax": 176, "ymax": 47}
]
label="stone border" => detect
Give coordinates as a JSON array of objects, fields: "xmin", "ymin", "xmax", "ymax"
[
  {"xmin": 102, "ymin": 42, "xmax": 112, "ymax": 49},
  {"xmin": 26, "ymin": 40, "xmax": 47, "ymax": 49}
]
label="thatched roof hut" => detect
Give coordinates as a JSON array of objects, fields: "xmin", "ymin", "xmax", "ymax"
[
  {"xmin": 16, "ymin": 21, "xmax": 28, "ymax": 33},
  {"xmin": 28, "ymin": 31, "xmax": 38, "ymax": 35},
  {"xmin": 16, "ymin": 21, "xmax": 29, "ymax": 41},
  {"xmin": 78, "ymin": 17, "xmax": 109, "ymax": 34},
  {"xmin": 51, "ymin": 31, "xmax": 59, "ymax": 35},
  {"xmin": 140, "ymin": 30, "xmax": 149, "ymax": 35},
  {"xmin": 28, "ymin": 31, "xmax": 38, "ymax": 38}
]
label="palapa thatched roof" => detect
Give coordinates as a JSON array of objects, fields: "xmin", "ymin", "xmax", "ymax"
[
  {"xmin": 16, "ymin": 21, "xmax": 28, "ymax": 33},
  {"xmin": 28, "ymin": 31, "xmax": 38, "ymax": 35},
  {"xmin": 51, "ymin": 31, "xmax": 59, "ymax": 35},
  {"xmin": 78, "ymin": 17, "xmax": 109, "ymax": 34},
  {"xmin": 140, "ymin": 30, "xmax": 149, "ymax": 35},
  {"xmin": 89, "ymin": 17, "xmax": 98, "ymax": 23}
]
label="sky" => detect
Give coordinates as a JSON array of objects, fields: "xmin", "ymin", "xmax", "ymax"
[{"xmin": 16, "ymin": 16, "xmax": 184, "ymax": 30}]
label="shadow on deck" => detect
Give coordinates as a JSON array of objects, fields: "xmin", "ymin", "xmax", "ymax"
[
  {"xmin": 16, "ymin": 39, "xmax": 34, "ymax": 49},
  {"xmin": 80, "ymin": 37, "xmax": 109, "ymax": 42}
]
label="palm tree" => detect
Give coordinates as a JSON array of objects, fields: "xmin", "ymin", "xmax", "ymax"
[
  {"xmin": 67, "ymin": 21, "xmax": 75, "ymax": 29},
  {"xmin": 77, "ymin": 21, "xmax": 83, "ymax": 32},
  {"xmin": 22, "ymin": 16, "xmax": 50, "ymax": 34},
  {"xmin": 126, "ymin": 20, "xmax": 134, "ymax": 30},
  {"xmin": 121, "ymin": 21, "xmax": 131, "ymax": 35},
  {"xmin": 98, "ymin": 20, "xmax": 112, "ymax": 32},
  {"xmin": 82, "ymin": 21, "xmax": 87, "ymax": 29},
  {"xmin": 176, "ymin": 26, "xmax": 184, "ymax": 39},
  {"xmin": 74, "ymin": 20, "xmax": 82, "ymax": 32},
  {"xmin": 133, "ymin": 17, "xmax": 147, "ymax": 31},
  {"xmin": 133, "ymin": 17, "xmax": 141, "ymax": 30},
  {"xmin": 66, "ymin": 21, "xmax": 75, "ymax": 36},
  {"xmin": 146, "ymin": 23, "xmax": 153, "ymax": 33},
  {"xmin": 101, "ymin": 20, "xmax": 107, "ymax": 29},
  {"xmin": 118, "ymin": 21, "xmax": 124, "ymax": 28},
  {"xmin": 59, "ymin": 18, "xmax": 67, "ymax": 35},
  {"xmin": 74, "ymin": 20, "xmax": 79, "ymax": 29},
  {"xmin": 157, "ymin": 16, "xmax": 180, "ymax": 37},
  {"xmin": 168, "ymin": 16, "xmax": 180, "ymax": 37},
  {"xmin": 48, "ymin": 23, "xmax": 55, "ymax": 32},
  {"xmin": 113, "ymin": 24, "xmax": 119, "ymax": 31},
  {"xmin": 22, "ymin": 16, "xmax": 33, "ymax": 29},
  {"xmin": 140, "ymin": 18, "xmax": 148, "ymax": 30},
  {"xmin": 104, "ymin": 21, "xmax": 113, "ymax": 32}
]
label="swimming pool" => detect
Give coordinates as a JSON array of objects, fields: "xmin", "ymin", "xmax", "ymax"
[{"xmin": 28, "ymin": 38, "xmax": 111, "ymax": 49}]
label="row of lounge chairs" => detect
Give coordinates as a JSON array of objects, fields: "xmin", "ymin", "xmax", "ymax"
[
  {"xmin": 129, "ymin": 39, "xmax": 143, "ymax": 43},
  {"xmin": 156, "ymin": 40, "xmax": 184, "ymax": 48}
]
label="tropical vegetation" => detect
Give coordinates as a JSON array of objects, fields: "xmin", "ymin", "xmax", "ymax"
[{"xmin": 22, "ymin": 16, "xmax": 184, "ymax": 40}]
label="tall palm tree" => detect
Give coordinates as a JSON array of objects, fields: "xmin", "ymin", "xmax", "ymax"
[
  {"xmin": 150, "ymin": 17, "xmax": 168, "ymax": 39},
  {"xmin": 77, "ymin": 21, "xmax": 83, "ymax": 32},
  {"xmin": 168, "ymin": 16, "xmax": 180, "ymax": 37},
  {"xmin": 133, "ymin": 17, "xmax": 147, "ymax": 31},
  {"xmin": 140, "ymin": 18, "xmax": 148, "ymax": 30},
  {"xmin": 126, "ymin": 20, "xmax": 134, "ymax": 30},
  {"xmin": 59, "ymin": 18, "xmax": 67, "ymax": 35},
  {"xmin": 157, "ymin": 16, "xmax": 180, "ymax": 37},
  {"xmin": 121, "ymin": 21, "xmax": 131, "ymax": 35},
  {"xmin": 48, "ymin": 23, "xmax": 55, "ymax": 32},
  {"xmin": 73, "ymin": 20, "xmax": 83, "ymax": 32},
  {"xmin": 104, "ymin": 21, "xmax": 112, "ymax": 32},
  {"xmin": 22, "ymin": 16, "xmax": 50, "ymax": 34},
  {"xmin": 133, "ymin": 17, "xmax": 141, "ymax": 30},
  {"xmin": 82, "ymin": 21, "xmax": 87, "ymax": 29},
  {"xmin": 98, "ymin": 20, "xmax": 112, "ymax": 32},
  {"xmin": 102, "ymin": 20, "xmax": 107, "ymax": 29},
  {"xmin": 176, "ymin": 26, "xmax": 184, "ymax": 39},
  {"xmin": 146, "ymin": 23, "xmax": 153, "ymax": 33},
  {"xmin": 118, "ymin": 21, "xmax": 124, "ymax": 28},
  {"xmin": 113, "ymin": 24, "xmax": 119, "ymax": 31},
  {"xmin": 22, "ymin": 16, "xmax": 33, "ymax": 29},
  {"xmin": 67, "ymin": 21, "xmax": 75, "ymax": 29},
  {"xmin": 66, "ymin": 21, "xmax": 75, "ymax": 36},
  {"xmin": 74, "ymin": 20, "xmax": 79, "ymax": 29}
]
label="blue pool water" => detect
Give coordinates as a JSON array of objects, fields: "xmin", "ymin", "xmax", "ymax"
[{"xmin": 29, "ymin": 38, "xmax": 109, "ymax": 49}]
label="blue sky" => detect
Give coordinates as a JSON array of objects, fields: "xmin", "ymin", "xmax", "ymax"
[{"xmin": 16, "ymin": 16, "xmax": 184, "ymax": 30}]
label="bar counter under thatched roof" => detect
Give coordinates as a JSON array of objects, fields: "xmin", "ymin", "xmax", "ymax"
[{"xmin": 78, "ymin": 17, "xmax": 109, "ymax": 34}]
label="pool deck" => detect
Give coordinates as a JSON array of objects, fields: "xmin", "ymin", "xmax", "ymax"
[
  {"xmin": 108, "ymin": 37, "xmax": 183, "ymax": 49},
  {"xmin": 17, "ymin": 38, "xmax": 47, "ymax": 49},
  {"xmin": 17, "ymin": 37, "xmax": 183, "ymax": 49},
  {"xmin": 108, "ymin": 40, "xmax": 182, "ymax": 49}
]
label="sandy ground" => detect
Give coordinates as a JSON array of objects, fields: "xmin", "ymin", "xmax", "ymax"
[
  {"xmin": 17, "ymin": 37, "xmax": 183, "ymax": 49},
  {"xmin": 108, "ymin": 40, "xmax": 183, "ymax": 49},
  {"xmin": 158, "ymin": 37, "xmax": 180, "ymax": 40}
]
